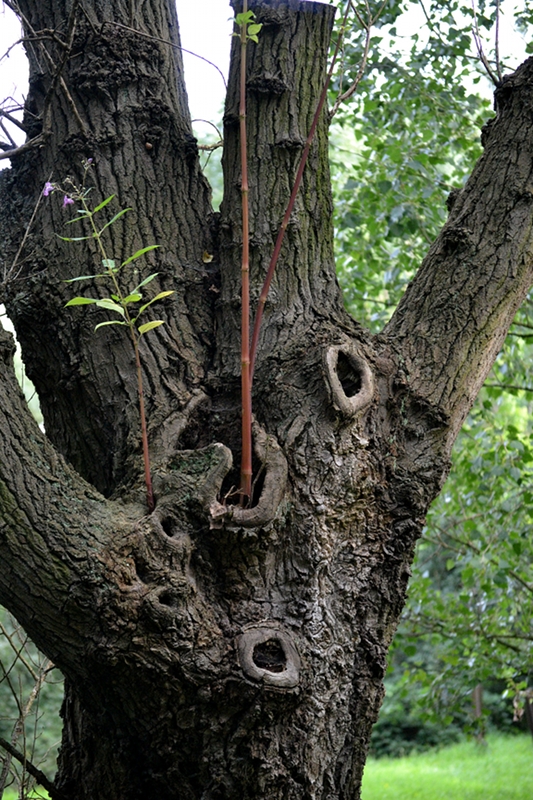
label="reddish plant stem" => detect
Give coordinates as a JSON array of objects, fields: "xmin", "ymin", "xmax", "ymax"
[
  {"xmin": 249, "ymin": 2, "xmax": 350, "ymax": 381},
  {"xmin": 132, "ymin": 332, "xmax": 155, "ymax": 513},
  {"xmin": 239, "ymin": 0, "xmax": 253, "ymax": 503}
]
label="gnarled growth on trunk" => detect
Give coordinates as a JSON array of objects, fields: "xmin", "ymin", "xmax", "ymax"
[{"xmin": 1, "ymin": 1, "xmax": 533, "ymax": 798}]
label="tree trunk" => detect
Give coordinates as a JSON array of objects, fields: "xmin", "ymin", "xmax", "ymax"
[{"xmin": 1, "ymin": 1, "xmax": 533, "ymax": 798}]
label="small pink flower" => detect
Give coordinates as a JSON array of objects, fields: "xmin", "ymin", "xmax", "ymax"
[
  {"xmin": 43, "ymin": 182, "xmax": 54, "ymax": 197},
  {"xmin": 63, "ymin": 195, "xmax": 74, "ymax": 207}
]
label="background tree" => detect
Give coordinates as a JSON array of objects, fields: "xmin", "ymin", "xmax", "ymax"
[{"xmin": 0, "ymin": 1, "xmax": 533, "ymax": 799}]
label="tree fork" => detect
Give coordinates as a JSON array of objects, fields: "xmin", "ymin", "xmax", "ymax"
[{"xmin": 2, "ymin": 3, "xmax": 533, "ymax": 800}]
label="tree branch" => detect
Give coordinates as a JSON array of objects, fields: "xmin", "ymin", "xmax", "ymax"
[
  {"xmin": 384, "ymin": 57, "xmax": 533, "ymax": 446},
  {"xmin": 0, "ymin": 736, "xmax": 67, "ymax": 800}
]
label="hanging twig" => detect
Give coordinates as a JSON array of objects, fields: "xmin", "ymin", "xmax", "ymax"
[
  {"xmin": 471, "ymin": 0, "xmax": 500, "ymax": 86},
  {"xmin": 329, "ymin": 0, "xmax": 385, "ymax": 118},
  {"xmin": 249, "ymin": 0, "xmax": 352, "ymax": 380}
]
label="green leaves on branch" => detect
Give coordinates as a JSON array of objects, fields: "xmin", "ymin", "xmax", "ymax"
[
  {"xmin": 54, "ymin": 163, "xmax": 160, "ymax": 512},
  {"xmin": 64, "ymin": 282, "xmax": 174, "ymax": 336},
  {"xmin": 60, "ymin": 190, "xmax": 171, "ymax": 339},
  {"xmin": 234, "ymin": 10, "xmax": 262, "ymax": 43}
]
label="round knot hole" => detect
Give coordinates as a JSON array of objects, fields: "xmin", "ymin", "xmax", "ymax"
[
  {"xmin": 336, "ymin": 351, "xmax": 363, "ymax": 397},
  {"xmin": 237, "ymin": 625, "xmax": 300, "ymax": 688},
  {"xmin": 252, "ymin": 638, "xmax": 286, "ymax": 673}
]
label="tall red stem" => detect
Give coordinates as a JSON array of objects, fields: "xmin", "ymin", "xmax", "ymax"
[
  {"xmin": 239, "ymin": 0, "xmax": 253, "ymax": 503},
  {"xmin": 132, "ymin": 333, "xmax": 155, "ymax": 513}
]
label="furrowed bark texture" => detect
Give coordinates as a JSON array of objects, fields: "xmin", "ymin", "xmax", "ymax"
[
  {"xmin": 0, "ymin": 0, "xmax": 215, "ymax": 494},
  {"xmin": 1, "ymin": 1, "xmax": 533, "ymax": 798}
]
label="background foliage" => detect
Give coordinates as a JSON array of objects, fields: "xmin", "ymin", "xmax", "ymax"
[{"xmin": 328, "ymin": 0, "xmax": 533, "ymax": 755}]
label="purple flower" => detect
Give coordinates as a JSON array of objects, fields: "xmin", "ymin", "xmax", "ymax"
[
  {"xmin": 63, "ymin": 195, "xmax": 74, "ymax": 207},
  {"xmin": 43, "ymin": 182, "xmax": 54, "ymax": 197}
]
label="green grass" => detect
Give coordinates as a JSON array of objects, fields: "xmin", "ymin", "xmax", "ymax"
[
  {"xmin": 2, "ymin": 734, "xmax": 530, "ymax": 799},
  {"xmin": 362, "ymin": 733, "xmax": 532, "ymax": 800}
]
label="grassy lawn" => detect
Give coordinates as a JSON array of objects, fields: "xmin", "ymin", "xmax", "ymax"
[{"xmin": 362, "ymin": 733, "xmax": 532, "ymax": 800}]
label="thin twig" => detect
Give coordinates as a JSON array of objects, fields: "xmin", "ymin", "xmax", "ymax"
[
  {"xmin": 0, "ymin": 621, "xmax": 38, "ymax": 681},
  {"xmin": 0, "ymin": 134, "xmax": 44, "ymax": 161},
  {"xmin": 0, "ymin": 107, "xmax": 26, "ymax": 133},
  {"xmin": 0, "ymin": 736, "xmax": 66, "ymax": 800},
  {"xmin": 2, "ymin": 173, "xmax": 51, "ymax": 285},
  {"xmin": 0, "ymin": 652, "xmax": 53, "ymax": 796},
  {"xmin": 330, "ymin": 0, "xmax": 374, "ymax": 118},
  {"xmin": 198, "ymin": 140, "xmax": 223, "ymax": 152},
  {"xmin": 484, "ymin": 382, "xmax": 533, "ymax": 392},
  {"xmin": 471, "ymin": 0, "xmax": 500, "ymax": 86},
  {"xmin": 249, "ymin": 0, "xmax": 352, "ymax": 379},
  {"xmin": 495, "ymin": 0, "xmax": 503, "ymax": 82},
  {"xmin": 100, "ymin": 20, "xmax": 227, "ymax": 89}
]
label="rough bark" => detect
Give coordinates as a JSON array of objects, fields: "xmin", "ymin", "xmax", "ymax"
[{"xmin": 1, "ymin": 1, "xmax": 533, "ymax": 798}]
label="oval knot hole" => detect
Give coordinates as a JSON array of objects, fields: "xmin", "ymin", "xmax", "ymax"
[
  {"xmin": 336, "ymin": 351, "xmax": 362, "ymax": 397},
  {"xmin": 252, "ymin": 638, "xmax": 286, "ymax": 673}
]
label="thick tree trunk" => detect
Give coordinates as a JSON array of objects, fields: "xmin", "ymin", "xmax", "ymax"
[{"xmin": 1, "ymin": 1, "xmax": 533, "ymax": 798}]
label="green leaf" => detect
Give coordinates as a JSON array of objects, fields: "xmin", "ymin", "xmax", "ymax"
[
  {"xmin": 64, "ymin": 297, "xmax": 98, "ymax": 307},
  {"xmin": 98, "ymin": 208, "xmax": 132, "ymax": 234},
  {"xmin": 57, "ymin": 235, "xmax": 92, "ymax": 242},
  {"xmin": 95, "ymin": 299, "xmax": 125, "ymax": 316},
  {"xmin": 134, "ymin": 273, "xmax": 159, "ymax": 291},
  {"xmin": 64, "ymin": 274, "xmax": 105, "ymax": 283},
  {"xmin": 138, "ymin": 290, "xmax": 174, "ymax": 315},
  {"xmin": 101, "ymin": 259, "xmax": 116, "ymax": 271},
  {"xmin": 121, "ymin": 245, "xmax": 160, "ymax": 268},
  {"xmin": 94, "ymin": 320, "xmax": 128, "ymax": 331},
  {"xmin": 235, "ymin": 11, "xmax": 255, "ymax": 25},
  {"xmin": 122, "ymin": 292, "xmax": 143, "ymax": 304},
  {"xmin": 92, "ymin": 194, "xmax": 115, "ymax": 214},
  {"xmin": 138, "ymin": 320, "xmax": 165, "ymax": 336}
]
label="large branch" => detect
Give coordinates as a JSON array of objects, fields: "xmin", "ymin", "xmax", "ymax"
[
  {"xmin": 0, "ymin": 323, "xmax": 120, "ymax": 674},
  {"xmin": 0, "ymin": 0, "xmax": 215, "ymax": 493},
  {"xmin": 385, "ymin": 58, "xmax": 533, "ymax": 444}
]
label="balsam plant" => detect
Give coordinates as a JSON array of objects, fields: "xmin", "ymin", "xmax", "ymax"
[{"xmin": 43, "ymin": 160, "xmax": 174, "ymax": 513}]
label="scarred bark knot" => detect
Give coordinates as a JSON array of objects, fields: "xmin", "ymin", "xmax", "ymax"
[
  {"xmin": 237, "ymin": 624, "xmax": 301, "ymax": 688},
  {"xmin": 206, "ymin": 423, "xmax": 288, "ymax": 529},
  {"xmin": 324, "ymin": 343, "xmax": 374, "ymax": 418}
]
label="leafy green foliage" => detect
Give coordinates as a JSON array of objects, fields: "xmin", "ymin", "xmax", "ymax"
[
  {"xmin": 234, "ymin": 10, "xmax": 262, "ymax": 43},
  {"xmin": 327, "ymin": 0, "xmax": 533, "ymax": 736},
  {"xmin": 330, "ymin": 1, "xmax": 492, "ymax": 330}
]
